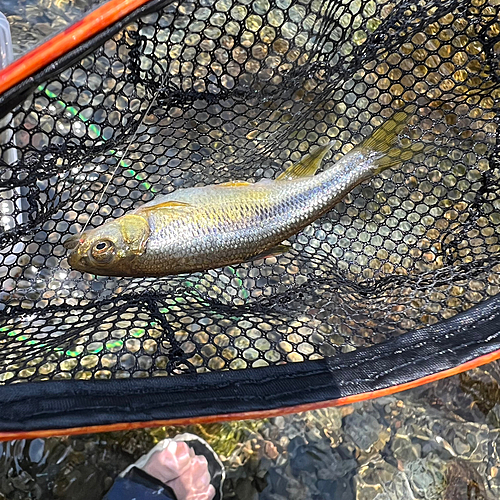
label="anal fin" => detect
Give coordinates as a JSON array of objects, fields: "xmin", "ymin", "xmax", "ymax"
[{"xmin": 249, "ymin": 243, "xmax": 291, "ymax": 262}]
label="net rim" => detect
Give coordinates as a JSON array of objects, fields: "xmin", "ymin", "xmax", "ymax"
[
  {"xmin": 0, "ymin": 0, "xmax": 499, "ymax": 438},
  {"xmin": 1, "ymin": 292, "xmax": 500, "ymax": 439},
  {"xmin": 0, "ymin": 0, "xmax": 167, "ymax": 116}
]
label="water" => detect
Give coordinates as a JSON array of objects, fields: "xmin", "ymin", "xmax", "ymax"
[
  {"xmin": 1, "ymin": 1, "xmax": 500, "ymax": 499},
  {"xmin": 1, "ymin": 0, "xmax": 104, "ymax": 58}
]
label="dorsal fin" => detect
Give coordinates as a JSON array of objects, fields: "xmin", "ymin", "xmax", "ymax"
[
  {"xmin": 216, "ymin": 180, "xmax": 252, "ymax": 187},
  {"xmin": 137, "ymin": 200, "xmax": 191, "ymax": 214},
  {"xmin": 276, "ymin": 143, "xmax": 333, "ymax": 181}
]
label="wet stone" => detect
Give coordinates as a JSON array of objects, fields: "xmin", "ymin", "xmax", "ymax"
[
  {"xmin": 344, "ymin": 411, "xmax": 383, "ymax": 452},
  {"xmin": 391, "ymin": 434, "xmax": 421, "ymax": 462},
  {"xmin": 452, "ymin": 435, "xmax": 470, "ymax": 456},
  {"xmin": 373, "ymin": 396, "xmax": 397, "ymax": 409},
  {"xmin": 273, "ymin": 416, "xmax": 285, "ymax": 429},
  {"xmin": 28, "ymin": 439, "xmax": 44, "ymax": 464},
  {"xmin": 443, "ymin": 459, "xmax": 489, "ymax": 500},
  {"xmin": 487, "ymin": 403, "xmax": 500, "ymax": 428},
  {"xmin": 354, "ymin": 457, "xmax": 399, "ymax": 500},
  {"xmin": 234, "ymin": 478, "xmax": 259, "ymax": 500},
  {"xmin": 372, "ymin": 471, "xmax": 416, "ymax": 500},
  {"xmin": 404, "ymin": 453, "xmax": 447, "ymax": 500}
]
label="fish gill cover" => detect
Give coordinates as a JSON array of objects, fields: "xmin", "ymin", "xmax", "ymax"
[{"xmin": 0, "ymin": 0, "xmax": 499, "ymax": 435}]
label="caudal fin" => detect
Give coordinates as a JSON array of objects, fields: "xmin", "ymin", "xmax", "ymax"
[{"xmin": 358, "ymin": 104, "xmax": 423, "ymax": 173}]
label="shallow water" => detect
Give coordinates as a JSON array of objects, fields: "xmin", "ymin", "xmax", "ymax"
[
  {"xmin": 1, "ymin": 0, "xmax": 104, "ymax": 58},
  {"xmin": 1, "ymin": 2, "xmax": 500, "ymax": 499}
]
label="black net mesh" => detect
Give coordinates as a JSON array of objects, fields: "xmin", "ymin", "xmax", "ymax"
[{"xmin": 0, "ymin": 0, "xmax": 499, "ymax": 387}]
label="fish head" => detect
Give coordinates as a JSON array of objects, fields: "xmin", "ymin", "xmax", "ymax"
[{"xmin": 64, "ymin": 214, "xmax": 150, "ymax": 276}]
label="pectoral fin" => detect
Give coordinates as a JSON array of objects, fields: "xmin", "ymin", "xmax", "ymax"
[
  {"xmin": 118, "ymin": 215, "xmax": 150, "ymax": 256},
  {"xmin": 276, "ymin": 143, "xmax": 333, "ymax": 181},
  {"xmin": 249, "ymin": 243, "xmax": 291, "ymax": 261}
]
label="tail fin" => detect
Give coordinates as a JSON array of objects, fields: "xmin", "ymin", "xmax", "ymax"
[{"xmin": 358, "ymin": 104, "xmax": 422, "ymax": 173}]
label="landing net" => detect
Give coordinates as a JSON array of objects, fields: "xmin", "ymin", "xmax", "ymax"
[{"xmin": 0, "ymin": 0, "xmax": 499, "ymax": 434}]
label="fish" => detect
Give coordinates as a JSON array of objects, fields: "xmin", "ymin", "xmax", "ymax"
[{"xmin": 64, "ymin": 107, "xmax": 419, "ymax": 277}]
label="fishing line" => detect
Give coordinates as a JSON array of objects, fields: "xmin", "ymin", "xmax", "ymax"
[{"xmin": 81, "ymin": 75, "xmax": 167, "ymax": 234}]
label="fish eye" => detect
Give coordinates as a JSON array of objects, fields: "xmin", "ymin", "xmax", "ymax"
[{"xmin": 90, "ymin": 239, "xmax": 116, "ymax": 264}]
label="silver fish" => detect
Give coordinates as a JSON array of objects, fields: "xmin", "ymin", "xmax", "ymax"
[{"xmin": 65, "ymin": 108, "xmax": 417, "ymax": 277}]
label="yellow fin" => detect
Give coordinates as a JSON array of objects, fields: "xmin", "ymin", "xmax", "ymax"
[
  {"xmin": 216, "ymin": 180, "xmax": 252, "ymax": 187},
  {"xmin": 276, "ymin": 143, "xmax": 333, "ymax": 181},
  {"xmin": 152, "ymin": 201, "xmax": 191, "ymax": 209},
  {"xmin": 358, "ymin": 104, "xmax": 424, "ymax": 173},
  {"xmin": 137, "ymin": 201, "xmax": 191, "ymax": 214},
  {"xmin": 250, "ymin": 243, "xmax": 291, "ymax": 261},
  {"xmin": 118, "ymin": 215, "xmax": 150, "ymax": 255}
]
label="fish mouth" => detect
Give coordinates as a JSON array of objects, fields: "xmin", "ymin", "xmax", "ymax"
[
  {"xmin": 63, "ymin": 234, "xmax": 83, "ymax": 251},
  {"xmin": 67, "ymin": 252, "xmax": 88, "ymax": 272}
]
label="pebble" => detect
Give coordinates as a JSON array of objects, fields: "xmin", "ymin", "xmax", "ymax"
[
  {"xmin": 264, "ymin": 441, "xmax": 279, "ymax": 460},
  {"xmin": 28, "ymin": 439, "xmax": 44, "ymax": 464},
  {"xmin": 405, "ymin": 453, "xmax": 446, "ymax": 499},
  {"xmin": 373, "ymin": 471, "xmax": 416, "ymax": 500},
  {"xmin": 391, "ymin": 435, "xmax": 421, "ymax": 463},
  {"xmin": 344, "ymin": 411, "xmax": 383, "ymax": 452}
]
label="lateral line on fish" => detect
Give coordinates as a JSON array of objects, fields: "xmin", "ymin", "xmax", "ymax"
[{"xmin": 81, "ymin": 76, "xmax": 167, "ymax": 235}]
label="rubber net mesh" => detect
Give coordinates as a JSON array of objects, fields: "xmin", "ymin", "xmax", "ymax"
[{"xmin": 0, "ymin": 0, "xmax": 499, "ymax": 384}]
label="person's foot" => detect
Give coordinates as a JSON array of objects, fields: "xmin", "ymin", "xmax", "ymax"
[{"xmin": 119, "ymin": 433, "xmax": 225, "ymax": 500}]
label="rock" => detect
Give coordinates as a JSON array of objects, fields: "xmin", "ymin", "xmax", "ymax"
[
  {"xmin": 285, "ymin": 471, "xmax": 314, "ymax": 499},
  {"xmin": 452, "ymin": 436, "xmax": 470, "ymax": 456},
  {"xmin": 273, "ymin": 417, "xmax": 285, "ymax": 430},
  {"xmin": 263, "ymin": 467, "xmax": 289, "ymax": 497},
  {"xmin": 344, "ymin": 411, "xmax": 383, "ymax": 452},
  {"xmin": 405, "ymin": 453, "xmax": 446, "ymax": 500},
  {"xmin": 354, "ymin": 457, "xmax": 399, "ymax": 500},
  {"xmin": 373, "ymin": 471, "xmax": 416, "ymax": 500},
  {"xmin": 264, "ymin": 441, "xmax": 279, "ymax": 460},
  {"xmin": 9, "ymin": 471, "xmax": 34, "ymax": 492},
  {"xmin": 307, "ymin": 408, "xmax": 343, "ymax": 432},
  {"xmin": 235, "ymin": 478, "xmax": 259, "ymax": 500},
  {"xmin": 373, "ymin": 397, "xmax": 397, "ymax": 409},
  {"xmin": 391, "ymin": 434, "xmax": 421, "ymax": 463},
  {"xmin": 487, "ymin": 403, "xmax": 500, "ymax": 428},
  {"xmin": 29, "ymin": 439, "xmax": 45, "ymax": 464},
  {"xmin": 444, "ymin": 459, "xmax": 490, "ymax": 500}
]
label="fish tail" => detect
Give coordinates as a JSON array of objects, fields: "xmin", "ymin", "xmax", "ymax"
[{"xmin": 358, "ymin": 104, "xmax": 420, "ymax": 173}]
